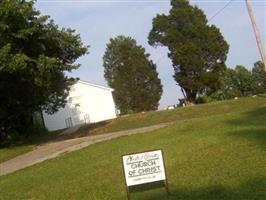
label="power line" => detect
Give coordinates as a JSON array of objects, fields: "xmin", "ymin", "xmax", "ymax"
[
  {"xmin": 153, "ymin": 0, "xmax": 235, "ymax": 65},
  {"xmin": 208, "ymin": 0, "xmax": 234, "ymax": 22}
]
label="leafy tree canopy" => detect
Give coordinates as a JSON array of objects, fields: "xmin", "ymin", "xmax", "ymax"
[
  {"xmin": 148, "ymin": 0, "xmax": 229, "ymax": 103},
  {"xmin": 222, "ymin": 65, "xmax": 254, "ymax": 97},
  {"xmin": 252, "ymin": 61, "xmax": 266, "ymax": 94},
  {"xmin": 103, "ymin": 36, "xmax": 162, "ymax": 114},
  {"xmin": 0, "ymin": 0, "xmax": 88, "ymax": 143},
  {"xmin": 210, "ymin": 62, "xmax": 266, "ymax": 101}
]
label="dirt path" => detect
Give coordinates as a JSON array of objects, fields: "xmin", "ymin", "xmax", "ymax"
[{"xmin": 0, "ymin": 123, "xmax": 169, "ymax": 176}]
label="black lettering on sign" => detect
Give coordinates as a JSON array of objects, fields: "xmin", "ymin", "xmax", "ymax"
[{"xmin": 122, "ymin": 149, "xmax": 167, "ymax": 188}]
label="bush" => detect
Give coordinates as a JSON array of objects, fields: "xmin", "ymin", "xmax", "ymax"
[{"xmin": 196, "ymin": 95, "xmax": 215, "ymax": 104}]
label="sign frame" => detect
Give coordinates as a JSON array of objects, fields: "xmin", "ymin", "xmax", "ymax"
[{"xmin": 121, "ymin": 149, "xmax": 169, "ymax": 200}]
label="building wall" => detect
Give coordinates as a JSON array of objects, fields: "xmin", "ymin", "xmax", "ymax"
[
  {"xmin": 43, "ymin": 81, "xmax": 117, "ymax": 131},
  {"xmin": 43, "ymin": 104, "xmax": 73, "ymax": 131}
]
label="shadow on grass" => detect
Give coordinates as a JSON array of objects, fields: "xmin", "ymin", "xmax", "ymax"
[
  {"xmin": 228, "ymin": 129, "xmax": 266, "ymax": 150},
  {"xmin": 226, "ymin": 106, "xmax": 266, "ymax": 150},
  {"xmin": 1, "ymin": 120, "xmax": 112, "ymax": 149},
  {"xmin": 228, "ymin": 106, "xmax": 266, "ymax": 126},
  {"xmin": 43, "ymin": 120, "xmax": 112, "ymax": 143},
  {"xmin": 71, "ymin": 120, "xmax": 111, "ymax": 138},
  {"xmin": 257, "ymin": 94, "xmax": 266, "ymax": 98},
  {"xmin": 133, "ymin": 177, "xmax": 266, "ymax": 200},
  {"xmin": 3, "ymin": 128, "xmax": 66, "ymax": 148}
]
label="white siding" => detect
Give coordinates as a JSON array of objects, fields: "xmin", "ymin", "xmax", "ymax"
[{"xmin": 43, "ymin": 81, "xmax": 117, "ymax": 131}]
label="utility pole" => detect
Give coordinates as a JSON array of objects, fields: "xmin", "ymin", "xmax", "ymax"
[{"xmin": 245, "ymin": 0, "xmax": 266, "ymax": 70}]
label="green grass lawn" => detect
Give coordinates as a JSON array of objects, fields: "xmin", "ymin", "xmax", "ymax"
[
  {"xmin": 74, "ymin": 95, "xmax": 266, "ymax": 137},
  {"xmin": 0, "ymin": 95, "xmax": 265, "ymax": 199}
]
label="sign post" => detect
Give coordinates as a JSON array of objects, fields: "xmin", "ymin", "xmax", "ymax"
[{"xmin": 121, "ymin": 149, "xmax": 169, "ymax": 199}]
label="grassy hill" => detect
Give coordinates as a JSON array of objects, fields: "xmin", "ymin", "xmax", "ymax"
[
  {"xmin": 74, "ymin": 95, "xmax": 266, "ymax": 137},
  {"xmin": 0, "ymin": 95, "xmax": 265, "ymax": 199}
]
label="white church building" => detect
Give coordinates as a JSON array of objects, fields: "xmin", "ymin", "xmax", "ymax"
[{"xmin": 43, "ymin": 80, "xmax": 117, "ymax": 131}]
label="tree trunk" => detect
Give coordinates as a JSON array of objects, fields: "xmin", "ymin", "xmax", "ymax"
[{"xmin": 183, "ymin": 88, "xmax": 196, "ymax": 106}]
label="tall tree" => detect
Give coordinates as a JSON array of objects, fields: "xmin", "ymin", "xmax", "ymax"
[
  {"xmin": 148, "ymin": 0, "xmax": 229, "ymax": 103},
  {"xmin": 224, "ymin": 65, "xmax": 254, "ymax": 97},
  {"xmin": 0, "ymin": 0, "xmax": 88, "ymax": 143},
  {"xmin": 213, "ymin": 67, "xmax": 242, "ymax": 100},
  {"xmin": 212, "ymin": 65, "xmax": 255, "ymax": 100},
  {"xmin": 103, "ymin": 36, "xmax": 162, "ymax": 114},
  {"xmin": 233, "ymin": 65, "xmax": 254, "ymax": 96},
  {"xmin": 252, "ymin": 61, "xmax": 266, "ymax": 94}
]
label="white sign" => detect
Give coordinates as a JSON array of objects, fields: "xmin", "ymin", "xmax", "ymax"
[{"xmin": 122, "ymin": 150, "xmax": 166, "ymax": 187}]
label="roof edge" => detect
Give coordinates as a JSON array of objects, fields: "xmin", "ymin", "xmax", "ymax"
[{"xmin": 77, "ymin": 80, "xmax": 114, "ymax": 91}]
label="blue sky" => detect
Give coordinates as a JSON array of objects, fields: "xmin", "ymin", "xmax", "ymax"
[{"xmin": 35, "ymin": 0, "xmax": 266, "ymax": 109}]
